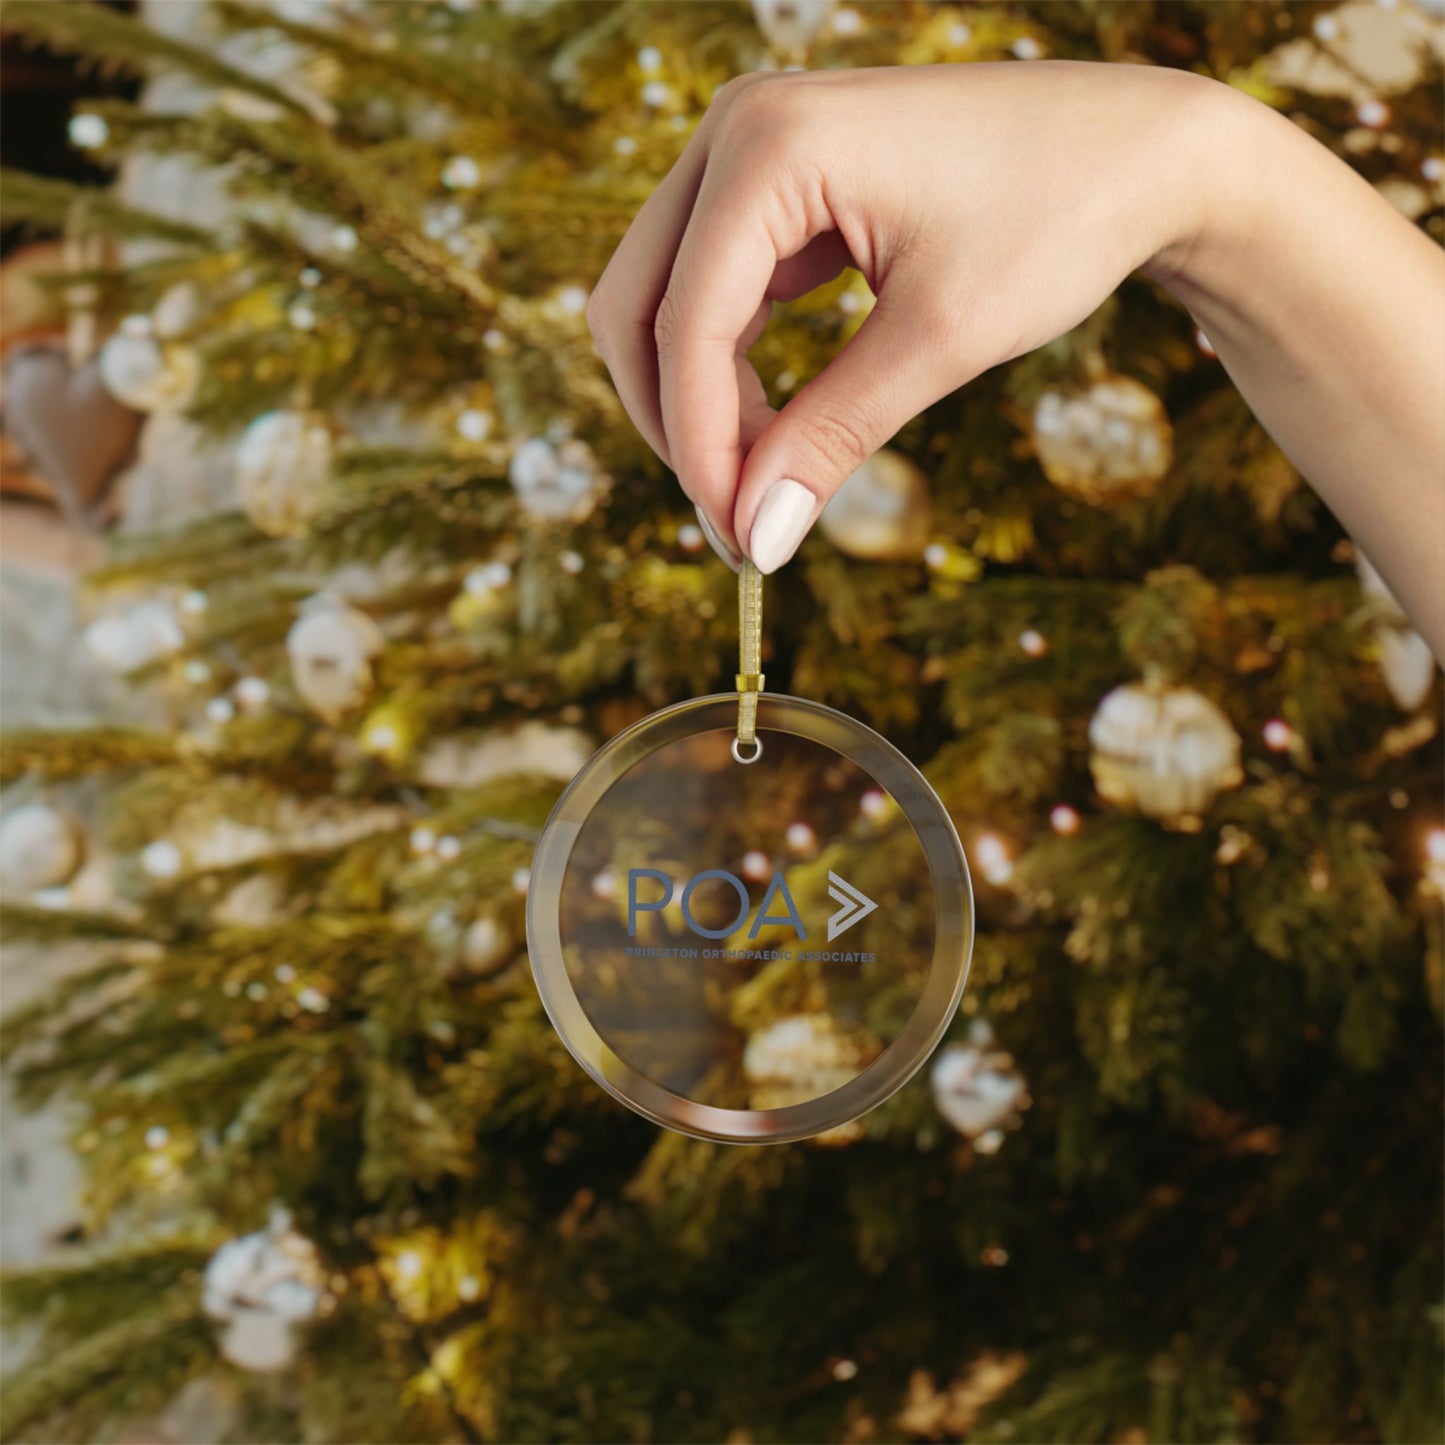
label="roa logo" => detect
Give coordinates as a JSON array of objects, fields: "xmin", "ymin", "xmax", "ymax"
[{"xmin": 627, "ymin": 868, "xmax": 878, "ymax": 943}]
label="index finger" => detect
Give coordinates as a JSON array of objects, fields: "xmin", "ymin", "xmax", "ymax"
[{"xmin": 656, "ymin": 157, "xmax": 799, "ymax": 539}]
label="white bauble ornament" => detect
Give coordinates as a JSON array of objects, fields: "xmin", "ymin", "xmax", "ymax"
[
  {"xmin": 1357, "ymin": 554, "xmax": 1438, "ymax": 710},
  {"xmin": 84, "ymin": 599, "xmax": 185, "ymax": 674},
  {"xmin": 1088, "ymin": 682, "xmax": 1243, "ymax": 823},
  {"xmin": 203, "ymin": 1207, "xmax": 325, "ymax": 1374},
  {"xmin": 930, "ymin": 1022, "xmax": 1029, "ymax": 1141},
  {"xmin": 508, "ymin": 435, "xmax": 604, "ymax": 521},
  {"xmin": 417, "ymin": 722, "xmax": 593, "ymax": 789},
  {"xmin": 743, "ymin": 1013, "xmax": 873, "ymax": 1108},
  {"xmin": 0, "ymin": 803, "xmax": 84, "ymax": 894},
  {"xmin": 286, "ymin": 597, "xmax": 384, "ymax": 722},
  {"xmin": 98, "ymin": 332, "xmax": 198, "ymax": 412},
  {"xmin": 236, "ymin": 410, "xmax": 335, "ymax": 538},
  {"xmin": 1032, "ymin": 374, "xmax": 1173, "ymax": 505},
  {"xmin": 461, "ymin": 915, "xmax": 513, "ymax": 976},
  {"xmin": 743, "ymin": 1013, "xmax": 877, "ymax": 1144},
  {"xmin": 752, "ymin": 0, "xmax": 835, "ymax": 54},
  {"xmin": 818, "ymin": 448, "xmax": 931, "ymax": 561},
  {"xmin": 216, "ymin": 1308, "xmax": 297, "ymax": 1373}
]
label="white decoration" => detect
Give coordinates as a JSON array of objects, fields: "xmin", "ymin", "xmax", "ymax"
[
  {"xmin": 286, "ymin": 597, "xmax": 384, "ymax": 722},
  {"xmin": 68, "ymin": 113, "xmax": 110, "ymax": 149},
  {"xmin": 98, "ymin": 332, "xmax": 198, "ymax": 412},
  {"xmin": 930, "ymin": 1021, "xmax": 1029, "ymax": 1141},
  {"xmin": 416, "ymin": 722, "xmax": 593, "ymax": 789},
  {"xmin": 141, "ymin": 839, "xmax": 184, "ymax": 879},
  {"xmin": 84, "ymin": 599, "xmax": 184, "ymax": 674},
  {"xmin": 152, "ymin": 283, "xmax": 199, "ymax": 339},
  {"xmin": 818, "ymin": 448, "xmax": 931, "ymax": 561},
  {"xmin": 1032, "ymin": 374, "xmax": 1173, "ymax": 505},
  {"xmin": 236, "ymin": 410, "xmax": 334, "ymax": 537},
  {"xmin": 751, "ymin": 0, "xmax": 835, "ymax": 53},
  {"xmin": 203, "ymin": 1207, "xmax": 325, "ymax": 1374},
  {"xmin": 1088, "ymin": 682, "xmax": 1243, "ymax": 823},
  {"xmin": 1357, "ymin": 554, "xmax": 1437, "ymax": 710},
  {"xmin": 508, "ymin": 435, "xmax": 605, "ymax": 521},
  {"xmin": 0, "ymin": 803, "xmax": 84, "ymax": 894},
  {"xmin": 461, "ymin": 915, "xmax": 513, "ymax": 976},
  {"xmin": 743, "ymin": 1014, "xmax": 871, "ymax": 1108}
]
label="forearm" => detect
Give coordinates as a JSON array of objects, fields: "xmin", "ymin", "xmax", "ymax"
[{"xmin": 1146, "ymin": 83, "xmax": 1445, "ymax": 659}]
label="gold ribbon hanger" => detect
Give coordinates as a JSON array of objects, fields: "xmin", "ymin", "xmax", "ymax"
[{"xmin": 734, "ymin": 559, "xmax": 764, "ymax": 763}]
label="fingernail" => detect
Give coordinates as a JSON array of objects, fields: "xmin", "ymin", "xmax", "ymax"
[
  {"xmin": 748, "ymin": 478, "xmax": 816, "ymax": 575},
  {"xmin": 695, "ymin": 505, "xmax": 742, "ymax": 571}
]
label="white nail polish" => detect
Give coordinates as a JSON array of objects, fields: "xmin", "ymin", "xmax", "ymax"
[
  {"xmin": 695, "ymin": 505, "xmax": 742, "ymax": 571},
  {"xmin": 748, "ymin": 478, "xmax": 816, "ymax": 575}
]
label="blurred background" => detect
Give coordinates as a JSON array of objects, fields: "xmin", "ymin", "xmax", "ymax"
[{"xmin": 0, "ymin": 2, "xmax": 1441, "ymax": 1442}]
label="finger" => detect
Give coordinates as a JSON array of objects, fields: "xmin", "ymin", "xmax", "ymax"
[
  {"xmin": 735, "ymin": 278, "xmax": 971, "ymax": 574},
  {"xmin": 657, "ymin": 160, "xmax": 813, "ymax": 536},
  {"xmin": 586, "ymin": 74, "xmax": 772, "ymax": 474},
  {"xmin": 586, "ymin": 144, "xmax": 710, "ymax": 468}
]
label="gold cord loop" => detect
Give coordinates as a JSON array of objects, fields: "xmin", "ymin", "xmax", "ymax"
[{"xmin": 734, "ymin": 560, "xmax": 764, "ymax": 763}]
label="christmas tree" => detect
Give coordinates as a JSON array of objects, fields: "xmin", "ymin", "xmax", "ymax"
[{"xmin": 2, "ymin": 2, "xmax": 1442, "ymax": 1441}]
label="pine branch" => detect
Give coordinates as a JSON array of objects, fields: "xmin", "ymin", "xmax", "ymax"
[
  {"xmin": 2, "ymin": 0, "xmax": 308, "ymax": 116},
  {"xmin": 0, "ymin": 170, "xmax": 212, "ymax": 248},
  {"xmin": 0, "ymin": 728, "xmax": 179, "ymax": 784}
]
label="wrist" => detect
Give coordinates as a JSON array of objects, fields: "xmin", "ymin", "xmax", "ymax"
[{"xmin": 1141, "ymin": 73, "xmax": 1267, "ymax": 292}]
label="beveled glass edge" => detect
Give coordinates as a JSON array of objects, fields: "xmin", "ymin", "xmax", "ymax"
[{"xmin": 526, "ymin": 694, "xmax": 974, "ymax": 1144}]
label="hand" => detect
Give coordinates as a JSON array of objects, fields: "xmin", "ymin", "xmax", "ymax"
[
  {"xmin": 586, "ymin": 62, "xmax": 1220, "ymax": 572},
  {"xmin": 587, "ymin": 62, "xmax": 1445, "ymax": 661}
]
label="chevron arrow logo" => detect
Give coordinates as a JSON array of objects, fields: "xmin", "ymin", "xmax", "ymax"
[{"xmin": 827, "ymin": 872, "xmax": 878, "ymax": 941}]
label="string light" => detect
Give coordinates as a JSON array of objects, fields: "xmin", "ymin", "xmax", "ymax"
[
  {"xmin": 69, "ymin": 113, "xmax": 110, "ymax": 149},
  {"xmin": 141, "ymin": 840, "xmax": 183, "ymax": 879},
  {"xmin": 145, "ymin": 1125, "xmax": 170, "ymax": 1151},
  {"xmin": 275, "ymin": 963, "xmax": 297, "ymax": 984},
  {"xmin": 678, "ymin": 523, "xmax": 705, "ymax": 552},
  {"xmin": 591, "ymin": 869, "xmax": 617, "ymax": 900},
  {"xmin": 741, "ymin": 850, "xmax": 772, "ymax": 882},
  {"xmin": 511, "ymin": 867, "xmax": 531, "ymax": 895},
  {"xmin": 298, "ymin": 987, "xmax": 330, "ymax": 1014},
  {"xmin": 924, "ymin": 543, "xmax": 949, "ymax": 570},
  {"xmin": 637, "ymin": 45, "xmax": 663, "ymax": 71},
  {"xmin": 1262, "ymin": 719, "xmax": 1294, "ymax": 752},
  {"xmin": 456, "ymin": 408, "xmax": 491, "ymax": 442},
  {"xmin": 395, "ymin": 1250, "xmax": 423, "ymax": 1281},
  {"xmin": 410, "ymin": 827, "xmax": 437, "ymax": 855},
  {"xmin": 1049, "ymin": 804, "xmax": 1081, "ymax": 836},
  {"xmin": 1018, "ymin": 629, "xmax": 1049, "ymax": 658},
  {"xmin": 859, "ymin": 789, "xmax": 889, "ymax": 821},
  {"xmin": 975, "ymin": 834, "xmax": 1013, "ymax": 886},
  {"xmin": 465, "ymin": 561, "xmax": 512, "ymax": 595},
  {"xmin": 785, "ymin": 822, "xmax": 818, "ymax": 854},
  {"xmin": 832, "ymin": 1358, "xmax": 859, "ymax": 1381},
  {"xmin": 441, "ymin": 155, "xmax": 482, "ymax": 190},
  {"xmin": 206, "ymin": 697, "xmax": 236, "ymax": 725},
  {"xmin": 560, "ymin": 551, "xmax": 585, "ymax": 575},
  {"xmin": 436, "ymin": 835, "xmax": 462, "ymax": 862},
  {"xmin": 234, "ymin": 676, "xmax": 270, "ymax": 710},
  {"xmin": 330, "ymin": 224, "xmax": 359, "ymax": 253},
  {"xmin": 1355, "ymin": 99, "xmax": 1390, "ymax": 130}
]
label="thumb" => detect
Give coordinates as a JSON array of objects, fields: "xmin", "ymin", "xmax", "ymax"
[{"xmin": 733, "ymin": 284, "xmax": 965, "ymax": 574}]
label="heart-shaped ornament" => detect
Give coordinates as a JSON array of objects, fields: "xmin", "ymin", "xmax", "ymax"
[{"xmin": 3, "ymin": 345, "xmax": 143, "ymax": 527}]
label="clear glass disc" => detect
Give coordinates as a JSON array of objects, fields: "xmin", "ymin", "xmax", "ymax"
[{"xmin": 527, "ymin": 694, "xmax": 974, "ymax": 1143}]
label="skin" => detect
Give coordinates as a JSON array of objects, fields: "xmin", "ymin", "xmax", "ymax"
[{"xmin": 586, "ymin": 63, "xmax": 1445, "ymax": 659}]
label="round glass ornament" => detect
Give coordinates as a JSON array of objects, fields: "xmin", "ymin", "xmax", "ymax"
[{"xmin": 527, "ymin": 691, "xmax": 973, "ymax": 1144}]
